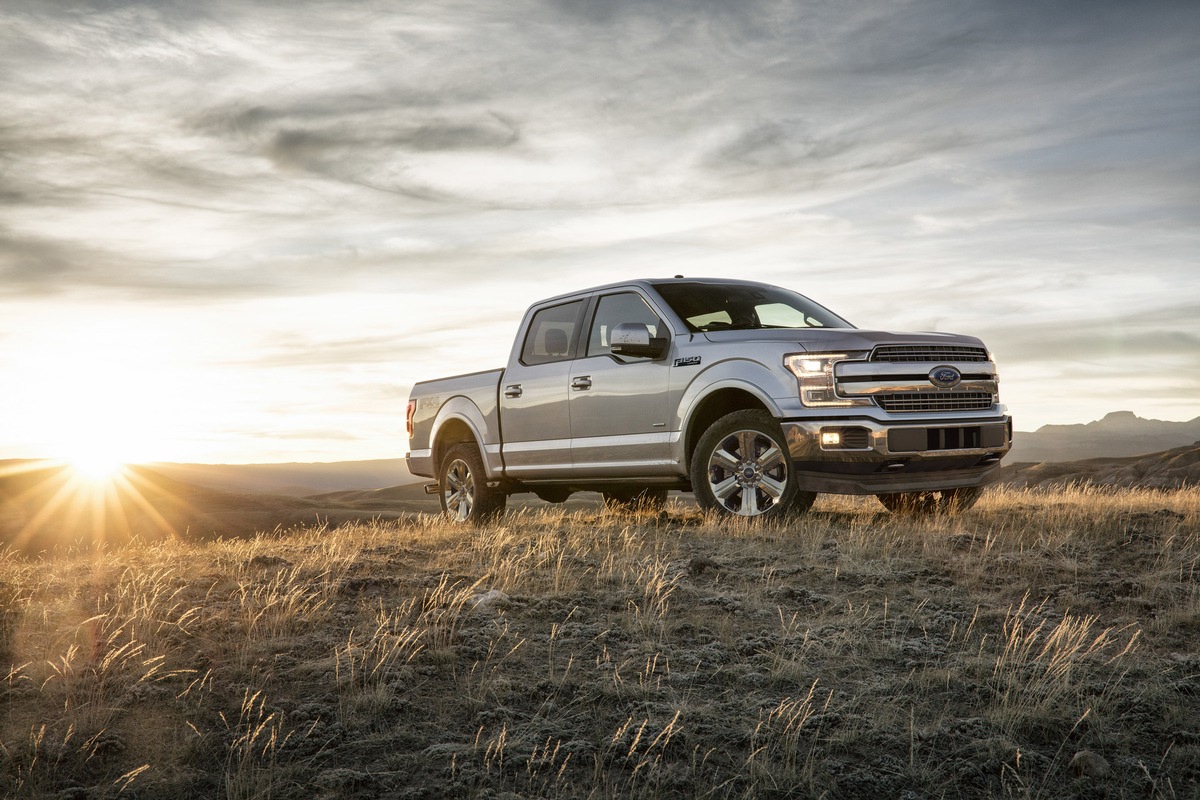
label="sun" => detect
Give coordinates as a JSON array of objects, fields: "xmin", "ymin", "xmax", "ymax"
[
  {"xmin": 51, "ymin": 403, "xmax": 142, "ymax": 483},
  {"xmin": 9, "ymin": 321, "xmax": 188, "ymax": 469},
  {"xmin": 68, "ymin": 451, "xmax": 126, "ymax": 483}
]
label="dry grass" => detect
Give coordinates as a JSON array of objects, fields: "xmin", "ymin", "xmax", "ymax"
[{"xmin": 1, "ymin": 485, "xmax": 1198, "ymax": 798}]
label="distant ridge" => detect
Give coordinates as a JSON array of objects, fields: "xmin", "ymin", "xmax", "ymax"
[
  {"xmin": 1009, "ymin": 411, "xmax": 1200, "ymax": 463},
  {"xmin": 0, "ymin": 461, "xmax": 424, "ymax": 551},
  {"xmin": 148, "ymin": 458, "xmax": 416, "ymax": 496},
  {"xmin": 1001, "ymin": 441, "xmax": 1200, "ymax": 490}
]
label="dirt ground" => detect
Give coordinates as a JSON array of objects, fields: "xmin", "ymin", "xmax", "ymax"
[{"xmin": 2, "ymin": 486, "xmax": 1198, "ymax": 799}]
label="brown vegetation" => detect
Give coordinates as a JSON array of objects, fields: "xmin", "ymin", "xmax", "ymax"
[{"xmin": 2, "ymin": 486, "xmax": 1198, "ymax": 798}]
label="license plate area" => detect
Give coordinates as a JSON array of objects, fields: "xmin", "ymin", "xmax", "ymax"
[{"xmin": 888, "ymin": 423, "xmax": 1007, "ymax": 453}]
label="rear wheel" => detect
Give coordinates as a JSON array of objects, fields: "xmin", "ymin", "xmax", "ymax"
[
  {"xmin": 602, "ymin": 488, "xmax": 669, "ymax": 512},
  {"xmin": 690, "ymin": 410, "xmax": 814, "ymax": 518},
  {"xmin": 876, "ymin": 487, "xmax": 981, "ymax": 515},
  {"xmin": 438, "ymin": 443, "xmax": 506, "ymax": 523}
]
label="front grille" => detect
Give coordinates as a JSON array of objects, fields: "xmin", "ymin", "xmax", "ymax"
[
  {"xmin": 871, "ymin": 345, "xmax": 989, "ymax": 362},
  {"xmin": 875, "ymin": 392, "xmax": 994, "ymax": 412}
]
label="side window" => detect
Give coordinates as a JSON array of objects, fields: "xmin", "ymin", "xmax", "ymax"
[
  {"xmin": 520, "ymin": 300, "xmax": 585, "ymax": 365},
  {"xmin": 587, "ymin": 292, "xmax": 662, "ymax": 358}
]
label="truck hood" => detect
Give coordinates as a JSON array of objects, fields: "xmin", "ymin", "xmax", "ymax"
[{"xmin": 699, "ymin": 328, "xmax": 987, "ymax": 351}]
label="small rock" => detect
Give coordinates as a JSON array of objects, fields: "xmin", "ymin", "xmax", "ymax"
[
  {"xmin": 471, "ymin": 589, "xmax": 511, "ymax": 611},
  {"xmin": 248, "ymin": 555, "xmax": 292, "ymax": 570},
  {"xmin": 1069, "ymin": 750, "xmax": 1110, "ymax": 778},
  {"xmin": 89, "ymin": 730, "xmax": 127, "ymax": 759}
]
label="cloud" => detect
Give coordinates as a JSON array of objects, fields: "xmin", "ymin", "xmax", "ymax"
[
  {"xmin": 0, "ymin": 233, "xmax": 83, "ymax": 291},
  {"xmin": 977, "ymin": 302, "xmax": 1200, "ymax": 367},
  {"xmin": 0, "ymin": 0, "xmax": 1198, "ymax": 458}
]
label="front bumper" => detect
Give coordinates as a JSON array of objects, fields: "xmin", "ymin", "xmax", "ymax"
[{"xmin": 780, "ymin": 415, "xmax": 1011, "ymax": 495}]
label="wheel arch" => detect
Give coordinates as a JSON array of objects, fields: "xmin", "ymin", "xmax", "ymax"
[
  {"xmin": 682, "ymin": 384, "xmax": 776, "ymax": 467},
  {"xmin": 430, "ymin": 398, "xmax": 491, "ymax": 477}
]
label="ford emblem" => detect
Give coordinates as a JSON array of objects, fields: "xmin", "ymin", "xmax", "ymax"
[{"xmin": 929, "ymin": 365, "xmax": 962, "ymax": 389}]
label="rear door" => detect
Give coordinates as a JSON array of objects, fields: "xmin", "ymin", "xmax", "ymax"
[
  {"xmin": 569, "ymin": 291, "xmax": 675, "ymax": 476},
  {"xmin": 499, "ymin": 299, "xmax": 586, "ymax": 478}
]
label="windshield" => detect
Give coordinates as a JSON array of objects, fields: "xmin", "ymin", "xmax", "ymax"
[{"xmin": 652, "ymin": 282, "xmax": 853, "ymax": 332}]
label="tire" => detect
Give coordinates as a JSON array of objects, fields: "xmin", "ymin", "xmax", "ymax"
[
  {"xmin": 690, "ymin": 410, "xmax": 815, "ymax": 519},
  {"xmin": 876, "ymin": 486, "xmax": 981, "ymax": 515},
  {"xmin": 602, "ymin": 488, "xmax": 669, "ymax": 512},
  {"xmin": 438, "ymin": 443, "xmax": 506, "ymax": 523}
]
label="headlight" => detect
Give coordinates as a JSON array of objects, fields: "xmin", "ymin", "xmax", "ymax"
[{"xmin": 784, "ymin": 353, "xmax": 873, "ymax": 408}]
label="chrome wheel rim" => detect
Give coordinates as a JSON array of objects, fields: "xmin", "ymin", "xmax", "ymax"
[
  {"xmin": 706, "ymin": 429, "xmax": 787, "ymax": 516},
  {"xmin": 443, "ymin": 458, "xmax": 475, "ymax": 521}
]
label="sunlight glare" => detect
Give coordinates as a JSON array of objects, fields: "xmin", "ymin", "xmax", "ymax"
[
  {"xmin": 69, "ymin": 452, "xmax": 126, "ymax": 483},
  {"xmin": 7, "ymin": 322, "xmax": 184, "ymax": 466}
]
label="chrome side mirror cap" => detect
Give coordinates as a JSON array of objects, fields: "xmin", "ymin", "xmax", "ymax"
[{"xmin": 610, "ymin": 322, "xmax": 668, "ymax": 360}]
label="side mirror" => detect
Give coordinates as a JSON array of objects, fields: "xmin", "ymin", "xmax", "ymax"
[{"xmin": 610, "ymin": 322, "xmax": 668, "ymax": 360}]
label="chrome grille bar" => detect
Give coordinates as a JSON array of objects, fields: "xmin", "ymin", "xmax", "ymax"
[
  {"xmin": 875, "ymin": 392, "xmax": 995, "ymax": 412},
  {"xmin": 871, "ymin": 345, "xmax": 988, "ymax": 362}
]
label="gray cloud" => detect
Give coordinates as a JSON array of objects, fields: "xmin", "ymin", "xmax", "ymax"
[
  {"xmin": 977, "ymin": 301, "xmax": 1200, "ymax": 365},
  {"xmin": 1, "ymin": 0, "xmax": 1197, "ymax": 457},
  {"xmin": 0, "ymin": 233, "xmax": 82, "ymax": 290}
]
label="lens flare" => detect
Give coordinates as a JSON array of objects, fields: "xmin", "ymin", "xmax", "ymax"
[{"xmin": 69, "ymin": 453, "xmax": 126, "ymax": 483}]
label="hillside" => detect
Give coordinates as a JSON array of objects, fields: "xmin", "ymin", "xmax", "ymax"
[
  {"xmin": 1002, "ymin": 441, "xmax": 1200, "ymax": 490},
  {"xmin": 148, "ymin": 458, "xmax": 416, "ymax": 496},
  {"xmin": 1010, "ymin": 411, "xmax": 1200, "ymax": 463},
  {"xmin": 1, "ymin": 488, "xmax": 1197, "ymax": 799},
  {"xmin": 0, "ymin": 461, "xmax": 418, "ymax": 552}
]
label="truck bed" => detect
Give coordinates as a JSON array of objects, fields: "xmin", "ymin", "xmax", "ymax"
[{"xmin": 406, "ymin": 368, "xmax": 504, "ymax": 479}]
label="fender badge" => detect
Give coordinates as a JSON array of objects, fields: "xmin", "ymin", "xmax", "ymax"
[{"xmin": 673, "ymin": 356, "xmax": 702, "ymax": 367}]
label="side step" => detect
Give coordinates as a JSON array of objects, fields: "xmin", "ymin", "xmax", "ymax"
[{"xmin": 423, "ymin": 483, "xmax": 440, "ymax": 495}]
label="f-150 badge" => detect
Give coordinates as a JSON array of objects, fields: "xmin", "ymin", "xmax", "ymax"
[{"xmin": 673, "ymin": 356, "xmax": 702, "ymax": 367}]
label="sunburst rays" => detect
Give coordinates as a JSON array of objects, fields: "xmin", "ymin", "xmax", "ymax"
[{"xmin": 0, "ymin": 461, "xmax": 195, "ymax": 551}]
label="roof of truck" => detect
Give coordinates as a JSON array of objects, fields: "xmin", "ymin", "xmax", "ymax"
[{"xmin": 529, "ymin": 276, "xmax": 784, "ymax": 307}]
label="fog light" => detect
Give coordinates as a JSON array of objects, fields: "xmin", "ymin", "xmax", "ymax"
[{"xmin": 821, "ymin": 431, "xmax": 841, "ymax": 447}]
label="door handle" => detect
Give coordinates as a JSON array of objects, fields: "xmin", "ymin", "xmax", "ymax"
[
  {"xmin": 571, "ymin": 376, "xmax": 592, "ymax": 391},
  {"xmin": 504, "ymin": 384, "xmax": 523, "ymax": 398}
]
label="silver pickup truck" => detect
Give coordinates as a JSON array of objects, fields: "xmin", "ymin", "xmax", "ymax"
[{"xmin": 406, "ymin": 278, "xmax": 1011, "ymax": 521}]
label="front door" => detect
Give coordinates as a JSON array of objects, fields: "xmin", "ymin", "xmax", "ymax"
[{"xmin": 570, "ymin": 292, "xmax": 675, "ymax": 476}]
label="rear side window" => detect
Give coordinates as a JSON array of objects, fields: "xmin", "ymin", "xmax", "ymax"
[{"xmin": 520, "ymin": 300, "xmax": 585, "ymax": 365}]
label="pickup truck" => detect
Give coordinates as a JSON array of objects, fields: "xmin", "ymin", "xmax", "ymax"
[{"xmin": 406, "ymin": 278, "xmax": 1011, "ymax": 521}]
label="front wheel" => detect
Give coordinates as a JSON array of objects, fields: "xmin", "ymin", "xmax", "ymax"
[
  {"xmin": 876, "ymin": 487, "xmax": 981, "ymax": 515},
  {"xmin": 690, "ymin": 410, "xmax": 815, "ymax": 519},
  {"xmin": 438, "ymin": 443, "xmax": 506, "ymax": 523}
]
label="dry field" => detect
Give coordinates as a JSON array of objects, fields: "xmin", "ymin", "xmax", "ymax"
[{"xmin": 1, "ymin": 486, "xmax": 1198, "ymax": 799}]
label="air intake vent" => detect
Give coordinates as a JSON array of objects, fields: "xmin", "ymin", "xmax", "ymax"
[
  {"xmin": 871, "ymin": 345, "xmax": 989, "ymax": 362},
  {"xmin": 875, "ymin": 392, "xmax": 994, "ymax": 412},
  {"xmin": 840, "ymin": 427, "xmax": 870, "ymax": 449}
]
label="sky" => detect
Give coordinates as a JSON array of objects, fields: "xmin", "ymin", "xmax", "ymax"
[{"xmin": 2, "ymin": 0, "xmax": 1198, "ymax": 465}]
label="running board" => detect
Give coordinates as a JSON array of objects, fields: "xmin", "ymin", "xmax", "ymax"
[{"xmin": 423, "ymin": 483, "xmax": 440, "ymax": 495}]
